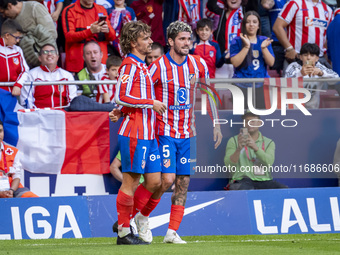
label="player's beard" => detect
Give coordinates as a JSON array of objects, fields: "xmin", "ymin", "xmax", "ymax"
[{"xmin": 173, "ymin": 44, "xmax": 189, "ymax": 57}]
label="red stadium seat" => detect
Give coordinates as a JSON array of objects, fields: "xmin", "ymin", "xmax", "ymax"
[{"xmin": 319, "ymin": 89, "xmax": 340, "ymax": 108}]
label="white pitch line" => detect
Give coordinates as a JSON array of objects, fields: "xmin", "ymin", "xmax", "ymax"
[{"xmin": 13, "ymin": 238, "xmax": 340, "ymax": 247}]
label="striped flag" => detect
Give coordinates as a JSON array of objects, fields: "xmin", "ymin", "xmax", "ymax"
[
  {"xmin": 263, "ymin": 77, "xmax": 304, "ymax": 110},
  {"xmin": 0, "ymin": 90, "xmax": 110, "ymax": 175}
]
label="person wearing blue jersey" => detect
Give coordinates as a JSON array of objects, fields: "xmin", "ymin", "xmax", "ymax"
[{"xmin": 230, "ymin": 11, "xmax": 275, "ymax": 109}]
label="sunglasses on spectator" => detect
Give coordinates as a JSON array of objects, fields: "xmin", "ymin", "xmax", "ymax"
[
  {"xmin": 42, "ymin": 50, "xmax": 57, "ymax": 55},
  {"xmin": 9, "ymin": 33, "xmax": 23, "ymax": 41}
]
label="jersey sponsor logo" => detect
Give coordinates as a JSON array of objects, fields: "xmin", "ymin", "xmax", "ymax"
[
  {"xmin": 177, "ymin": 87, "xmax": 188, "ymax": 104},
  {"xmin": 149, "ymin": 154, "xmax": 160, "ymax": 161},
  {"xmin": 12, "ymin": 58, "xmax": 19, "ymax": 65},
  {"xmin": 163, "ymin": 159, "xmax": 170, "ymax": 168},
  {"xmin": 169, "ymin": 104, "xmax": 192, "ymax": 110},
  {"xmin": 5, "ymin": 148, "xmax": 14, "ymax": 155},
  {"xmin": 252, "ymin": 50, "xmax": 259, "ymax": 58},
  {"xmin": 305, "ymin": 17, "xmax": 327, "ymax": 28},
  {"xmin": 120, "ymin": 74, "xmax": 130, "ymax": 83},
  {"xmin": 209, "ymin": 51, "xmax": 214, "ymax": 58}
]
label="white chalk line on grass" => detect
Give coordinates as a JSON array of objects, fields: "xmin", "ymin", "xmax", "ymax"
[{"xmin": 12, "ymin": 238, "xmax": 340, "ymax": 247}]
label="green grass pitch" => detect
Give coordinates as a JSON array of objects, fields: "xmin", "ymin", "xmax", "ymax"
[{"xmin": 1, "ymin": 234, "xmax": 340, "ymax": 255}]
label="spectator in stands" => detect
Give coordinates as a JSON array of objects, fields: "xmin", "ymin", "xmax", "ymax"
[
  {"xmin": 0, "ymin": 120, "xmax": 38, "ymax": 198},
  {"xmin": 327, "ymin": 1, "xmax": 340, "ymax": 76},
  {"xmin": 75, "ymin": 41, "xmax": 107, "ymax": 99},
  {"xmin": 130, "ymin": 0, "xmax": 165, "ymax": 46},
  {"xmin": 273, "ymin": 0, "xmax": 333, "ymax": 74},
  {"xmin": 98, "ymin": 54, "xmax": 122, "ymax": 103},
  {"xmin": 145, "ymin": 42, "xmax": 163, "ymax": 66},
  {"xmin": 43, "ymin": 0, "xmax": 64, "ymax": 28},
  {"xmin": 62, "ymin": 0, "xmax": 116, "ymax": 73},
  {"xmin": 0, "ymin": 19, "xmax": 29, "ymax": 97},
  {"xmin": 230, "ymin": 11, "xmax": 274, "ymax": 109},
  {"xmin": 285, "ymin": 43, "xmax": 339, "ymax": 109},
  {"xmin": 0, "ymin": 0, "xmax": 57, "ymax": 67},
  {"xmin": 20, "ymin": 44, "xmax": 77, "ymax": 109},
  {"xmin": 206, "ymin": 0, "xmax": 244, "ymax": 78},
  {"xmin": 109, "ymin": 0, "xmax": 136, "ymax": 57},
  {"xmin": 261, "ymin": 0, "xmax": 288, "ymax": 75},
  {"xmin": 191, "ymin": 18, "xmax": 224, "ymax": 79},
  {"xmin": 224, "ymin": 112, "xmax": 288, "ymax": 190},
  {"xmin": 71, "ymin": 0, "xmax": 115, "ymax": 14}
]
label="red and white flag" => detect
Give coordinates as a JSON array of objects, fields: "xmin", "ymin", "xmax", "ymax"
[{"xmin": 263, "ymin": 77, "xmax": 304, "ymax": 110}]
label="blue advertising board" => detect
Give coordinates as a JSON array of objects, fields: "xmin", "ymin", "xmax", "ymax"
[{"xmin": 1, "ymin": 187, "xmax": 339, "ymax": 240}]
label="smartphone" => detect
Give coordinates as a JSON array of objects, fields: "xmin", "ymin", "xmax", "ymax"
[
  {"xmin": 240, "ymin": 128, "xmax": 248, "ymax": 138},
  {"xmin": 98, "ymin": 15, "xmax": 107, "ymax": 23},
  {"xmin": 304, "ymin": 60, "xmax": 313, "ymax": 67}
]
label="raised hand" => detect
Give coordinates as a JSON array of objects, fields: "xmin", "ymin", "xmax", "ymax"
[
  {"xmin": 261, "ymin": 38, "xmax": 273, "ymax": 49},
  {"xmin": 240, "ymin": 33, "xmax": 251, "ymax": 49}
]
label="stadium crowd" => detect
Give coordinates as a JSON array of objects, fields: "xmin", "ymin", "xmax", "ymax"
[{"xmin": 0, "ymin": 0, "xmax": 339, "ymax": 109}]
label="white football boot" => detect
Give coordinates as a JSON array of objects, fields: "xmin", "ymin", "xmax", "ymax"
[
  {"xmin": 163, "ymin": 229, "xmax": 187, "ymax": 244},
  {"xmin": 134, "ymin": 212, "xmax": 153, "ymax": 243}
]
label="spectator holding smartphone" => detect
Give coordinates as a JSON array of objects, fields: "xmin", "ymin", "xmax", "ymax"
[
  {"xmin": 62, "ymin": 0, "xmax": 116, "ymax": 73},
  {"xmin": 285, "ymin": 43, "xmax": 339, "ymax": 109},
  {"xmin": 224, "ymin": 112, "xmax": 287, "ymax": 190}
]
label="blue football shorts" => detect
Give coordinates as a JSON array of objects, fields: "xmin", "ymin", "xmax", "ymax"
[
  {"xmin": 118, "ymin": 135, "xmax": 161, "ymax": 174},
  {"xmin": 158, "ymin": 135, "xmax": 196, "ymax": 175}
]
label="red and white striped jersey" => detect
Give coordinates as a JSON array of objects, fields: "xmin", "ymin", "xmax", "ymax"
[
  {"xmin": 115, "ymin": 54, "xmax": 156, "ymax": 140},
  {"xmin": 225, "ymin": 6, "xmax": 243, "ymax": 51},
  {"xmin": 97, "ymin": 73, "xmax": 116, "ymax": 104},
  {"xmin": 178, "ymin": 0, "xmax": 201, "ymax": 25},
  {"xmin": 279, "ymin": 0, "xmax": 333, "ymax": 56},
  {"xmin": 0, "ymin": 38, "xmax": 29, "ymax": 93},
  {"xmin": 149, "ymin": 52, "xmax": 218, "ymax": 139},
  {"xmin": 20, "ymin": 65, "xmax": 77, "ymax": 109}
]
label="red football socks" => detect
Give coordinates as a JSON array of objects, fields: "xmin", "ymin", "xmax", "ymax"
[
  {"xmin": 141, "ymin": 197, "xmax": 161, "ymax": 217},
  {"xmin": 132, "ymin": 184, "xmax": 153, "ymax": 217},
  {"xmin": 116, "ymin": 190, "xmax": 134, "ymax": 227},
  {"xmin": 168, "ymin": 205, "xmax": 185, "ymax": 231}
]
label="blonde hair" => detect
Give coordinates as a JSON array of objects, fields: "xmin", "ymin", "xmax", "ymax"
[
  {"xmin": 166, "ymin": 21, "xmax": 192, "ymax": 43},
  {"xmin": 120, "ymin": 21, "xmax": 151, "ymax": 55}
]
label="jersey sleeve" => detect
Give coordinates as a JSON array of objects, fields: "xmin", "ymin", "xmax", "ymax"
[
  {"xmin": 230, "ymin": 37, "xmax": 242, "ymax": 58},
  {"xmin": 279, "ymin": 0, "xmax": 299, "ymax": 24},
  {"xmin": 115, "ymin": 63, "xmax": 154, "ymax": 108}
]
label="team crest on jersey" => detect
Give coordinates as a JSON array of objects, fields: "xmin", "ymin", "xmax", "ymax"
[
  {"xmin": 252, "ymin": 50, "xmax": 259, "ymax": 58},
  {"xmin": 209, "ymin": 51, "xmax": 214, "ymax": 57},
  {"xmin": 141, "ymin": 160, "xmax": 146, "ymax": 169},
  {"xmin": 163, "ymin": 159, "xmax": 170, "ymax": 168},
  {"xmin": 146, "ymin": 5, "xmax": 153, "ymax": 13},
  {"xmin": 120, "ymin": 74, "xmax": 130, "ymax": 83},
  {"xmin": 12, "ymin": 58, "xmax": 19, "ymax": 65},
  {"xmin": 5, "ymin": 148, "xmax": 14, "ymax": 155}
]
